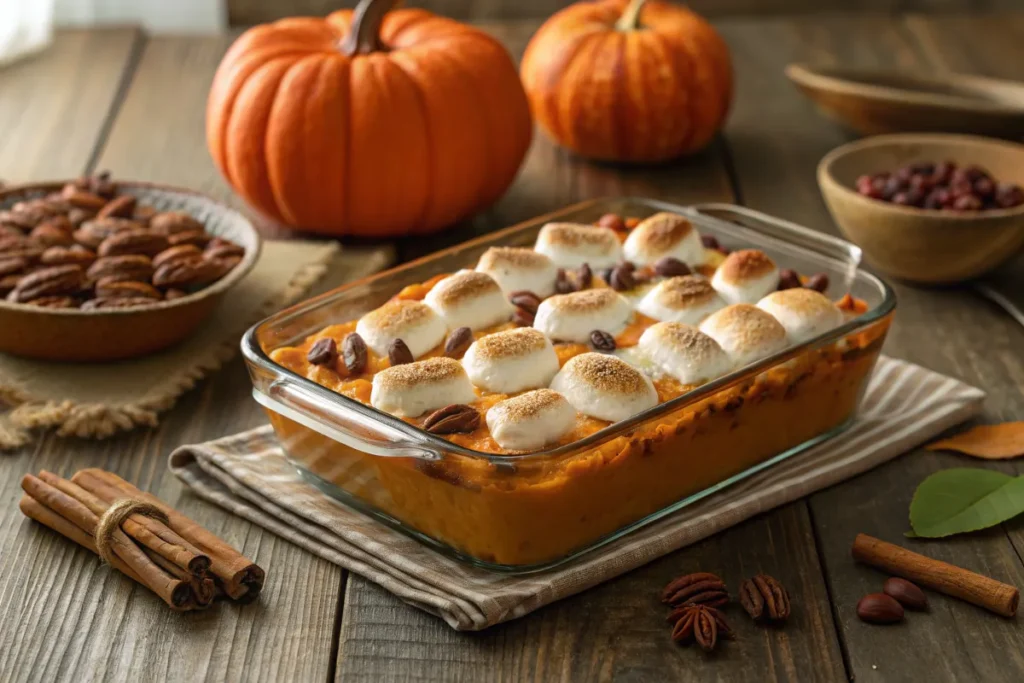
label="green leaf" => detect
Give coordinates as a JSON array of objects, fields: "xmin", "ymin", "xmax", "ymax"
[{"xmin": 909, "ymin": 468, "xmax": 1024, "ymax": 538}]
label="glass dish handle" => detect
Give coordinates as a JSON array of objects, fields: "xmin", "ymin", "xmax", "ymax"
[
  {"xmin": 255, "ymin": 380, "xmax": 442, "ymax": 460},
  {"xmin": 689, "ymin": 203, "xmax": 863, "ymax": 268}
]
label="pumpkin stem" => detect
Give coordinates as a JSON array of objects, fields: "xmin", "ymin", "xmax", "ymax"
[
  {"xmin": 340, "ymin": 0, "xmax": 400, "ymax": 56},
  {"xmin": 615, "ymin": 0, "xmax": 647, "ymax": 32}
]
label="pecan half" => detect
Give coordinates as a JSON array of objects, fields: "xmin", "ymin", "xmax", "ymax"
[
  {"xmin": 74, "ymin": 218, "xmax": 141, "ymax": 249},
  {"xmin": 590, "ymin": 329, "xmax": 616, "ymax": 352},
  {"xmin": 97, "ymin": 230, "xmax": 169, "ymax": 258},
  {"xmin": 0, "ymin": 274, "xmax": 20, "ymax": 295},
  {"xmin": 152, "ymin": 244, "xmax": 202, "ymax": 270},
  {"xmin": 668, "ymin": 604, "xmax": 733, "ymax": 651},
  {"xmin": 87, "ymin": 255, "xmax": 154, "ymax": 283},
  {"xmin": 307, "ymin": 338, "xmax": 338, "ymax": 366},
  {"xmin": 67, "ymin": 208, "xmax": 95, "ymax": 228},
  {"xmin": 609, "ymin": 264, "xmax": 636, "ymax": 291},
  {"xmin": 0, "ymin": 236, "xmax": 43, "ymax": 262},
  {"xmin": 342, "ymin": 333, "xmax": 368, "ymax": 374},
  {"xmin": 388, "ymin": 338, "xmax": 414, "ymax": 366},
  {"xmin": 152, "ymin": 258, "xmax": 222, "ymax": 289},
  {"xmin": 61, "ymin": 184, "xmax": 108, "ymax": 211},
  {"xmin": 576, "ymin": 262, "xmax": 593, "ymax": 289},
  {"xmin": 205, "ymin": 239, "xmax": 244, "ymax": 260},
  {"xmin": 739, "ymin": 574, "xmax": 791, "ymax": 623},
  {"xmin": 25, "ymin": 296, "xmax": 77, "ymax": 309},
  {"xmin": 95, "ymin": 279, "xmax": 162, "ymax": 300},
  {"xmin": 133, "ymin": 205, "xmax": 157, "ymax": 225},
  {"xmin": 81, "ymin": 296, "xmax": 157, "ymax": 310},
  {"xmin": 509, "ymin": 290, "xmax": 541, "ymax": 314},
  {"xmin": 423, "ymin": 404, "xmax": 480, "ymax": 434},
  {"xmin": 554, "ymin": 268, "xmax": 575, "ymax": 294},
  {"xmin": 653, "ymin": 256, "xmax": 691, "ymax": 278},
  {"xmin": 444, "ymin": 326, "xmax": 473, "ymax": 358},
  {"xmin": 97, "ymin": 195, "xmax": 137, "ymax": 219},
  {"xmin": 150, "ymin": 211, "xmax": 204, "ymax": 235},
  {"xmin": 0, "ymin": 256, "xmax": 27, "ymax": 278},
  {"xmin": 167, "ymin": 229, "xmax": 211, "ymax": 248},
  {"xmin": 512, "ymin": 307, "xmax": 535, "ymax": 327},
  {"xmin": 31, "ymin": 217, "xmax": 74, "ymax": 246},
  {"xmin": 10, "ymin": 265, "xmax": 83, "ymax": 302},
  {"xmin": 661, "ymin": 572, "xmax": 729, "ymax": 608},
  {"xmin": 776, "ymin": 268, "xmax": 801, "ymax": 291}
]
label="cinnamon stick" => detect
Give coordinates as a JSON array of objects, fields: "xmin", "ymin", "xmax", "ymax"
[
  {"xmin": 20, "ymin": 474, "xmax": 193, "ymax": 610},
  {"xmin": 73, "ymin": 468, "xmax": 264, "ymax": 601},
  {"xmin": 38, "ymin": 471, "xmax": 210, "ymax": 578},
  {"xmin": 852, "ymin": 533, "xmax": 1019, "ymax": 618}
]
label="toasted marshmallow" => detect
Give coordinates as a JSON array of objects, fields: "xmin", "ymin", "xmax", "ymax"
[
  {"xmin": 636, "ymin": 275, "xmax": 727, "ymax": 325},
  {"xmin": 699, "ymin": 304, "xmax": 789, "ymax": 367},
  {"xmin": 534, "ymin": 222, "xmax": 622, "ymax": 269},
  {"xmin": 370, "ymin": 357, "xmax": 476, "ymax": 417},
  {"xmin": 550, "ymin": 353, "xmax": 658, "ymax": 423},
  {"xmin": 533, "ymin": 289, "xmax": 632, "ymax": 343},
  {"xmin": 638, "ymin": 322, "xmax": 734, "ymax": 385},
  {"xmin": 486, "ymin": 389, "xmax": 577, "ymax": 451},
  {"xmin": 356, "ymin": 299, "xmax": 447, "ymax": 359},
  {"xmin": 424, "ymin": 270, "xmax": 514, "ymax": 331},
  {"xmin": 476, "ymin": 247, "xmax": 558, "ymax": 298},
  {"xmin": 622, "ymin": 212, "xmax": 704, "ymax": 266},
  {"xmin": 462, "ymin": 328, "xmax": 559, "ymax": 393},
  {"xmin": 757, "ymin": 288, "xmax": 844, "ymax": 344},
  {"xmin": 711, "ymin": 249, "xmax": 780, "ymax": 304}
]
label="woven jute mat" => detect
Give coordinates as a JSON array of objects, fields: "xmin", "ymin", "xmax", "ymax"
[{"xmin": 0, "ymin": 240, "xmax": 392, "ymax": 450}]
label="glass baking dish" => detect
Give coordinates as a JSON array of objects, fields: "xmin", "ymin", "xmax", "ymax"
[{"xmin": 242, "ymin": 198, "xmax": 896, "ymax": 573}]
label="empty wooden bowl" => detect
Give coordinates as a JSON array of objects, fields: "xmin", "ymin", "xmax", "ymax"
[
  {"xmin": 817, "ymin": 133, "xmax": 1024, "ymax": 284},
  {"xmin": 786, "ymin": 63, "xmax": 1024, "ymax": 138},
  {"xmin": 0, "ymin": 182, "xmax": 261, "ymax": 361}
]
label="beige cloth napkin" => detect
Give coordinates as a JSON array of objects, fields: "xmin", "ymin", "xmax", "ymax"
[
  {"xmin": 169, "ymin": 356, "xmax": 984, "ymax": 631},
  {"xmin": 0, "ymin": 240, "xmax": 392, "ymax": 449}
]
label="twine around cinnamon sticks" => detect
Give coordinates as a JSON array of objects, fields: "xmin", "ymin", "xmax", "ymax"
[{"xmin": 19, "ymin": 467, "xmax": 264, "ymax": 611}]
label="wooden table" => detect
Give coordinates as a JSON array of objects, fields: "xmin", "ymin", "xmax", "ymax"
[{"xmin": 2, "ymin": 12, "xmax": 1024, "ymax": 683}]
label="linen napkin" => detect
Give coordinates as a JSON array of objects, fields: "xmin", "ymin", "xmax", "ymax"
[
  {"xmin": 0, "ymin": 241, "xmax": 392, "ymax": 449},
  {"xmin": 169, "ymin": 356, "xmax": 984, "ymax": 631}
]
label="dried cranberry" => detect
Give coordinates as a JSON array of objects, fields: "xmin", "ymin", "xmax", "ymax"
[
  {"xmin": 855, "ymin": 175, "xmax": 874, "ymax": 194},
  {"xmin": 995, "ymin": 183, "xmax": 1024, "ymax": 209},
  {"xmin": 923, "ymin": 189, "xmax": 949, "ymax": 210},
  {"xmin": 950, "ymin": 168, "xmax": 972, "ymax": 187},
  {"xmin": 700, "ymin": 234, "xmax": 721, "ymax": 250},
  {"xmin": 974, "ymin": 178, "xmax": 996, "ymax": 199},
  {"xmin": 953, "ymin": 195, "xmax": 983, "ymax": 211},
  {"xmin": 882, "ymin": 176, "xmax": 905, "ymax": 199},
  {"xmin": 910, "ymin": 162, "xmax": 935, "ymax": 175},
  {"xmin": 963, "ymin": 165, "xmax": 990, "ymax": 183},
  {"xmin": 909, "ymin": 174, "xmax": 933, "ymax": 193},
  {"xmin": 929, "ymin": 161, "xmax": 954, "ymax": 185},
  {"xmin": 895, "ymin": 166, "xmax": 915, "ymax": 183},
  {"xmin": 597, "ymin": 213, "xmax": 625, "ymax": 231},
  {"xmin": 948, "ymin": 179, "xmax": 974, "ymax": 199}
]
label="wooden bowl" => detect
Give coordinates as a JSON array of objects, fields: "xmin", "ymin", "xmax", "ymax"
[
  {"xmin": 0, "ymin": 182, "xmax": 261, "ymax": 361},
  {"xmin": 786, "ymin": 63, "xmax": 1024, "ymax": 138},
  {"xmin": 817, "ymin": 133, "xmax": 1024, "ymax": 284}
]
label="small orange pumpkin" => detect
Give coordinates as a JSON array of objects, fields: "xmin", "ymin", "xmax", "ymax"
[
  {"xmin": 207, "ymin": 0, "xmax": 532, "ymax": 237},
  {"xmin": 520, "ymin": 0, "xmax": 733, "ymax": 163}
]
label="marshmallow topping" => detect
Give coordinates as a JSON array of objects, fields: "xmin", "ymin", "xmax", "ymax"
[
  {"xmin": 636, "ymin": 275, "xmax": 727, "ymax": 325},
  {"xmin": 486, "ymin": 389, "xmax": 577, "ymax": 451},
  {"xmin": 699, "ymin": 303, "xmax": 789, "ymax": 367},
  {"xmin": 711, "ymin": 249, "xmax": 780, "ymax": 304},
  {"xmin": 757, "ymin": 288, "xmax": 844, "ymax": 344},
  {"xmin": 355, "ymin": 299, "xmax": 447, "ymax": 359},
  {"xmin": 461, "ymin": 327, "xmax": 560, "ymax": 394},
  {"xmin": 424, "ymin": 270, "xmax": 514, "ymax": 331},
  {"xmin": 533, "ymin": 288, "xmax": 633, "ymax": 343},
  {"xmin": 622, "ymin": 212, "xmax": 704, "ymax": 266},
  {"xmin": 534, "ymin": 222, "xmax": 622, "ymax": 269},
  {"xmin": 638, "ymin": 322, "xmax": 734, "ymax": 385},
  {"xmin": 370, "ymin": 357, "xmax": 477, "ymax": 417},
  {"xmin": 550, "ymin": 352, "xmax": 658, "ymax": 423}
]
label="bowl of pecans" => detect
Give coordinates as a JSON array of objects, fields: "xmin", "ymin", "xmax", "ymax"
[{"xmin": 0, "ymin": 173, "xmax": 260, "ymax": 361}]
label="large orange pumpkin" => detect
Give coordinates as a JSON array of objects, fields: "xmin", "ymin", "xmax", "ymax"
[
  {"xmin": 206, "ymin": 0, "xmax": 532, "ymax": 237},
  {"xmin": 520, "ymin": 0, "xmax": 732, "ymax": 163}
]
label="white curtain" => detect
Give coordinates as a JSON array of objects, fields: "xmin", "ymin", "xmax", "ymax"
[{"xmin": 0, "ymin": 0, "xmax": 54, "ymax": 67}]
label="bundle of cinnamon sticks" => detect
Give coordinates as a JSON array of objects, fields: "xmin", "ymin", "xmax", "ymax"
[{"xmin": 20, "ymin": 467, "xmax": 264, "ymax": 611}]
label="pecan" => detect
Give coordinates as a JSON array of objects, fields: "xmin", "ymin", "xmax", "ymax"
[
  {"xmin": 388, "ymin": 338, "xmax": 414, "ymax": 366},
  {"xmin": 205, "ymin": 239, "xmax": 244, "ymax": 259},
  {"xmin": 97, "ymin": 231, "xmax": 169, "ymax": 258},
  {"xmin": 164, "ymin": 288, "xmax": 187, "ymax": 300},
  {"xmin": 31, "ymin": 215, "xmax": 73, "ymax": 241},
  {"xmin": 167, "ymin": 230, "xmax": 211, "ymax": 248},
  {"xmin": 508, "ymin": 290, "xmax": 541, "ymax": 314},
  {"xmin": 661, "ymin": 572, "xmax": 729, "ymax": 608},
  {"xmin": 81, "ymin": 296, "xmax": 157, "ymax": 310},
  {"xmin": 0, "ymin": 256, "xmax": 27, "ymax": 278},
  {"xmin": 0, "ymin": 209, "xmax": 36, "ymax": 230},
  {"xmin": 444, "ymin": 326, "xmax": 473, "ymax": 358},
  {"xmin": 95, "ymin": 279, "xmax": 162, "ymax": 300},
  {"xmin": 597, "ymin": 213, "xmax": 625, "ymax": 231},
  {"xmin": 67, "ymin": 208, "xmax": 95, "ymax": 228},
  {"xmin": 739, "ymin": 574, "xmax": 791, "ymax": 623},
  {"xmin": 590, "ymin": 329, "xmax": 616, "ymax": 352},
  {"xmin": 74, "ymin": 218, "xmax": 141, "ymax": 248},
  {"xmin": 423, "ymin": 404, "xmax": 480, "ymax": 434},
  {"xmin": 0, "ymin": 235, "xmax": 43, "ymax": 262},
  {"xmin": 654, "ymin": 256, "xmax": 691, "ymax": 278},
  {"xmin": 667, "ymin": 604, "xmax": 732, "ymax": 651},
  {"xmin": 10, "ymin": 265, "xmax": 83, "ymax": 302},
  {"xmin": 554, "ymin": 268, "xmax": 575, "ymax": 294},
  {"xmin": 202, "ymin": 255, "xmax": 237, "ymax": 281},
  {"xmin": 149, "ymin": 211, "xmax": 204, "ymax": 235},
  {"xmin": 133, "ymin": 205, "xmax": 157, "ymax": 224},
  {"xmin": 152, "ymin": 258, "xmax": 222, "ymax": 289},
  {"xmin": 701, "ymin": 235, "xmax": 721, "ymax": 250},
  {"xmin": 806, "ymin": 273, "xmax": 829, "ymax": 293},
  {"xmin": 88, "ymin": 171, "xmax": 117, "ymax": 198},
  {"xmin": 61, "ymin": 184, "xmax": 108, "ymax": 211},
  {"xmin": 576, "ymin": 262, "xmax": 593, "ymax": 289},
  {"xmin": 87, "ymin": 255, "xmax": 154, "ymax": 283},
  {"xmin": 341, "ymin": 333, "xmax": 368, "ymax": 374},
  {"xmin": 0, "ymin": 274, "xmax": 20, "ymax": 295},
  {"xmin": 25, "ymin": 296, "xmax": 77, "ymax": 309},
  {"xmin": 307, "ymin": 338, "xmax": 338, "ymax": 366},
  {"xmin": 97, "ymin": 195, "xmax": 137, "ymax": 219},
  {"xmin": 0, "ymin": 224, "xmax": 23, "ymax": 238},
  {"xmin": 609, "ymin": 265, "xmax": 636, "ymax": 291},
  {"xmin": 512, "ymin": 307, "xmax": 535, "ymax": 327},
  {"xmin": 777, "ymin": 268, "xmax": 801, "ymax": 291},
  {"xmin": 152, "ymin": 244, "xmax": 202, "ymax": 269}
]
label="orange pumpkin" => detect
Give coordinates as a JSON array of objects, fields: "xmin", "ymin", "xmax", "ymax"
[
  {"xmin": 206, "ymin": 0, "xmax": 532, "ymax": 237},
  {"xmin": 520, "ymin": 0, "xmax": 732, "ymax": 163}
]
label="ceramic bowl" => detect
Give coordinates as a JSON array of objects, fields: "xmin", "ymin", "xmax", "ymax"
[
  {"xmin": 786, "ymin": 63, "xmax": 1024, "ymax": 138},
  {"xmin": 0, "ymin": 182, "xmax": 261, "ymax": 361},
  {"xmin": 818, "ymin": 133, "xmax": 1024, "ymax": 284}
]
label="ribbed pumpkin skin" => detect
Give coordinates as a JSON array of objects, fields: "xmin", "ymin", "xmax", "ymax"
[
  {"xmin": 207, "ymin": 10, "xmax": 532, "ymax": 237},
  {"xmin": 520, "ymin": 0, "xmax": 732, "ymax": 163}
]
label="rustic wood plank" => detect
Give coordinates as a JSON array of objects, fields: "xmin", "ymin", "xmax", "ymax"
[
  {"xmin": 720, "ymin": 14, "xmax": 1024, "ymax": 683},
  {"xmin": 334, "ymin": 20, "xmax": 845, "ymax": 683},
  {"xmin": 0, "ymin": 35, "xmax": 346, "ymax": 683},
  {"xmin": 0, "ymin": 29, "xmax": 141, "ymax": 184}
]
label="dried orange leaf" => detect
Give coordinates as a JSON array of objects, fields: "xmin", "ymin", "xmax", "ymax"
[{"xmin": 926, "ymin": 422, "xmax": 1024, "ymax": 459}]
